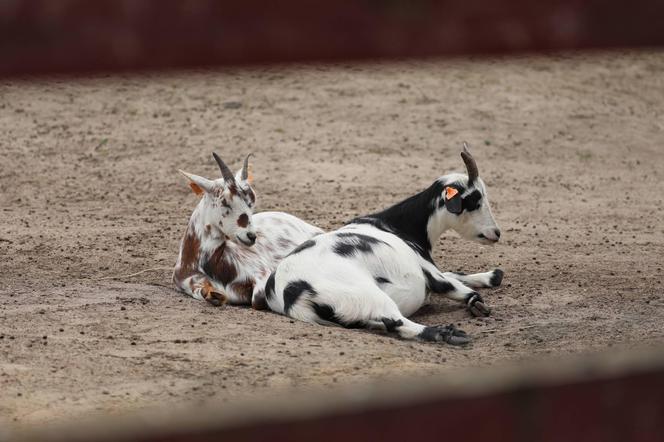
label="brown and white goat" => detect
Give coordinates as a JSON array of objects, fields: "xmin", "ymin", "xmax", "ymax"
[{"xmin": 173, "ymin": 153, "xmax": 322, "ymax": 309}]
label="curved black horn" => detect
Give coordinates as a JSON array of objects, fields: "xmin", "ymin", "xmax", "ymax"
[
  {"xmin": 212, "ymin": 152, "xmax": 236, "ymax": 184},
  {"xmin": 241, "ymin": 153, "xmax": 253, "ymax": 181},
  {"xmin": 460, "ymin": 142, "xmax": 479, "ymax": 186}
]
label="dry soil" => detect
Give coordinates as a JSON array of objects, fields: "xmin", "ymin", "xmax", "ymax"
[{"xmin": 1, "ymin": 51, "xmax": 663, "ymax": 425}]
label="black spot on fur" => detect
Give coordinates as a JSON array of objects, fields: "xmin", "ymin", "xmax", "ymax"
[
  {"xmin": 332, "ymin": 232, "xmax": 388, "ymax": 257},
  {"xmin": 312, "ymin": 302, "xmax": 335, "ymax": 322},
  {"xmin": 423, "ymin": 270, "xmax": 454, "ymax": 294},
  {"xmin": 381, "ymin": 318, "xmax": 403, "ymax": 332},
  {"xmin": 283, "ymin": 280, "xmax": 316, "ymax": 314},
  {"xmin": 264, "ymin": 272, "xmax": 276, "ymax": 301},
  {"xmin": 374, "ymin": 276, "xmax": 391, "ymax": 285},
  {"xmin": 287, "ymin": 239, "xmax": 316, "ymax": 257},
  {"xmin": 332, "ymin": 242, "xmax": 355, "ymax": 257},
  {"xmin": 490, "ymin": 269, "xmax": 504, "ymax": 287},
  {"xmin": 463, "ymin": 190, "xmax": 482, "ymax": 212},
  {"xmin": 312, "ymin": 303, "xmax": 364, "ymax": 328}
]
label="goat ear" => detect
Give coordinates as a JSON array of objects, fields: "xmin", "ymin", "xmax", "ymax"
[
  {"xmin": 443, "ymin": 187, "xmax": 463, "ymax": 214},
  {"xmin": 235, "ymin": 163, "xmax": 254, "ymax": 185},
  {"xmin": 179, "ymin": 170, "xmax": 215, "ymax": 195}
]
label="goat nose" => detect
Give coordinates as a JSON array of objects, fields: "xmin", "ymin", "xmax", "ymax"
[
  {"xmin": 246, "ymin": 232, "xmax": 257, "ymax": 242},
  {"xmin": 494, "ymin": 229, "xmax": 501, "ymax": 239}
]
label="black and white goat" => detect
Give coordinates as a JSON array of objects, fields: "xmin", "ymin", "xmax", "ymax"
[
  {"xmin": 265, "ymin": 144, "xmax": 502, "ymax": 345},
  {"xmin": 174, "ymin": 153, "xmax": 323, "ymax": 309}
]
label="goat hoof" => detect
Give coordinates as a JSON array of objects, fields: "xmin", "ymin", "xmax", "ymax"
[
  {"xmin": 467, "ymin": 293, "xmax": 491, "ymax": 317},
  {"xmin": 469, "ymin": 301, "xmax": 491, "ymax": 317},
  {"xmin": 205, "ymin": 292, "xmax": 227, "ymax": 307},
  {"xmin": 447, "ymin": 334, "xmax": 472, "ymax": 346},
  {"xmin": 444, "ymin": 325, "xmax": 471, "ymax": 346},
  {"xmin": 490, "ymin": 269, "xmax": 504, "ymax": 287},
  {"xmin": 420, "ymin": 325, "xmax": 471, "ymax": 345}
]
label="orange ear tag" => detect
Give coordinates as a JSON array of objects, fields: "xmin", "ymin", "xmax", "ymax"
[
  {"xmin": 189, "ymin": 182, "xmax": 204, "ymax": 196},
  {"xmin": 444, "ymin": 187, "xmax": 459, "ymax": 200}
]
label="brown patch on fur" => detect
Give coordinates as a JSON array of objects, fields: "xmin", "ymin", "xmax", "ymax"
[
  {"xmin": 201, "ymin": 280, "xmax": 227, "ymax": 306},
  {"xmin": 189, "ymin": 182, "xmax": 204, "ymax": 196},
  {"xmin": 202, "ymin": 280, "xmax": 214, "ymax": 295},
  {"xmin": 231, "ymin": 279, "xmax": 254, "ymax": 304},
  {"xmin": 205, "ymin": 224, "xmax": 212, "ymax": 234},
  {"xmin": 173, "ymin": 228, "xmax": 201, "ymax": 285},
  {"xmin": 237, "ymin": 213, "xmax": 249, "ymax": 228},
  {"xmin": 228, "ymin": 183, "xmax": 238, "ymax": 196},
  {"xmin": 203, "ymin": 243, "xmax": 237, "ymax": 285},
  {"xmin": 246, "ymin": 188, "xmax": 256, "ymax": 204}
]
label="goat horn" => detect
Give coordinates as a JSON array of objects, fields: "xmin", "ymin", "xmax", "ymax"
[
  {"xmin": 212, "ymin": 152, "xmax": 236, "ymax": 184},
  {"xmin": 460, "ymin": 141, "xmax": 479, "ymax": 186},
  {"xmin": 241, "ymin": 153, "xmax": 253, "ymax": 181}
]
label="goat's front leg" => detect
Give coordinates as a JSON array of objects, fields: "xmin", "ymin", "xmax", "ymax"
[
  {"xmin": 420, "ymin": 262, "xmax": 491, "ymax": 317},
  {"xmin": 173, "ymin": 271, "xmax": 228, "ymax": 306},
  {"xmin": 443, "ymin": 269, "xmax": 504, "ymax": 289},
  {"xmin": 250, "ymin": 275, "xmax": 269, "ymax": 310}
]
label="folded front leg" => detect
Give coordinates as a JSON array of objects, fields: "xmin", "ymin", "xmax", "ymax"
[
  {"xmin": 420, "ymin": 262, "xmax": 491, "ymax": 317},
  {"xmin": 250, "ymin": 275, "xmax": 270, "ymax": 310},
  {"xmin": 174, "ymin": 271, "xmax": 228, "ymax": 306},
  {"xmin": 443, "ymin": 269, "xmax": 504, "ymax": 289}
]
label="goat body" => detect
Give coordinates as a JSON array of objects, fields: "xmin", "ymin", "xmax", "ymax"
[
  {"xmin": 175, "ymin": 210, "xmax": 322, "ymax": 309},
  {"xmin": 266, "ymin": 146, "xmax": 503, "ymax": 344}
]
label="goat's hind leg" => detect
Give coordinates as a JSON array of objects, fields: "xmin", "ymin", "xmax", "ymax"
[
  {"xmin": 288, "ymin": 285, "xmax": 470, "ymax": 345},
  {"xmin": 382, "ymin": 316, "xmax": 470, "ymax": 345},
  {"xmin": 443, "ymin": 269, "xmax": 504, "ymax": 289}
]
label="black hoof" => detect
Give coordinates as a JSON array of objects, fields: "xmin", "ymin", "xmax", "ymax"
[
  {"xmin": 469, "ymin": 301, "xmax": 491, "ymax": 317},
  {"xmin": 490, "ymin": 269, "xmax": 504, "ymax": 287},
  {"xmin": 419, "ymin": 324, "xmax": 471, "ymax": 345},
  {"xmin": 467, "ymin": 293, "xmax": 491, "ymax": 317}
]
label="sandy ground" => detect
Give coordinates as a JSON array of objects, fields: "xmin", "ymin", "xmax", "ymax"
[{"xmin": 1, "ymin": 51, "xmax": 663, "ymax": 426}]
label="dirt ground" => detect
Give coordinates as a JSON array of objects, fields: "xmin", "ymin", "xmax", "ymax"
[{"xmin": 1, "ymin": 51, "xmax": 663, "ymax": 426}]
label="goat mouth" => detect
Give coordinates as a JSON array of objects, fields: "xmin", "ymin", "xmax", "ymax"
[{"xmin": 477, "ymin": 233, "xmax": 499, "ymax": 244}]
